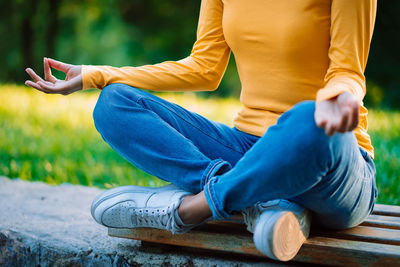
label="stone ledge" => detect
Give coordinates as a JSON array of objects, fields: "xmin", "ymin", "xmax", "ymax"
[{"xmin": 0, "ymin": 177, "xmax": 286, "ymax": 267}]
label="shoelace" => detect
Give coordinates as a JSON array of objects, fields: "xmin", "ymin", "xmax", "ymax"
[
  {"xmin": 242, "ymin": 200, "xmax": 283, "ymax": 233},
  {"xmin": 242, "ymin": 205, "xmax": 261, "ymax": 233},
  {"xmin": 130, "ymin": 203, "xmax": 182, "ymax": 234}
]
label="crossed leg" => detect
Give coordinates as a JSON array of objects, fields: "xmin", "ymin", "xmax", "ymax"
[
  {"xmin": 92, "ymin": 83, "xmax": 258, "ymax": 221},
  {"xmin": 93, "ymin": 83, "xmax": 377, "ymax": 230}
]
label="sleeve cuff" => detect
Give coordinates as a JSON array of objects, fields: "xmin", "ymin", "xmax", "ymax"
[
  {"xmin": 81, "ymin": 65, "xmax": 103, "ymax": 90},
  {"xmin": 316, "ymin": 75, "xmax": 366, "ymax": 102}
]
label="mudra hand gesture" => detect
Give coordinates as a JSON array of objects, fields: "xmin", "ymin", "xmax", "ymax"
[
  {"xmin": 315, "ymin": 91, "xmax": 360, "ymax": 136},
  {"xmin": 25, "ymin": 58, "xmax": 82, "ymax": 95}
]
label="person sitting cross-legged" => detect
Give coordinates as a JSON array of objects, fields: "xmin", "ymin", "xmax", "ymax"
[{"xmin": 25, "ymin": 0, "xmax": 378, "ymax": 261}]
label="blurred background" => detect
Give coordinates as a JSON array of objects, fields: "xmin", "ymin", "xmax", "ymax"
[{"xmin": 0, "ymin": 0, "xmax": 399, "ymax": 204}]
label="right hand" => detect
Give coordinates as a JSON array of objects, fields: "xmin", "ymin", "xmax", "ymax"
[
  {"xmin": 315, "ymin": 91, "xmax": 360, "ymax": 136},
  {"xmin": 25, "ymin": 58, "xmax": 82, "ymax": 95}
]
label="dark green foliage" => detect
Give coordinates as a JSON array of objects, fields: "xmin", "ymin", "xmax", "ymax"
[
  {"xmin": 1, "ymin": 0, "xmax": 396, "ymax": 105},
  {"xmin": 365, "ymin": 1, "xmax": 400, "ymax": 108}
]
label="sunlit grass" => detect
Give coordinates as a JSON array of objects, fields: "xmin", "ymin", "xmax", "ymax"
[
  {"xmin": 368, "ymin": 110, "xmax": 400, "ymax": 205},
  {"xmin": 0, "ymin": 84, "xmax": 399, "ymax": 205},
  {"xmin": 0, "ymin": 85, "xmax": 241, "ymax": 189}
]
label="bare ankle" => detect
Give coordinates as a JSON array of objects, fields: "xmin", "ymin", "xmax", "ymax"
[
  {"xmin": 178, "ymin": 192, "xmax": 212, "ymax": 225},
  {"xmin": 178, "ymin": 195, "xmax": 198, "ymax": 224}
]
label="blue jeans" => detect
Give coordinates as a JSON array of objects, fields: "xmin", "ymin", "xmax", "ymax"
[{"xmin": 93, "ymin": 83, "xmax": 378, "ymax": 229}]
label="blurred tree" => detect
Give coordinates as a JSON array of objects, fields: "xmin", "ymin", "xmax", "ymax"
[
  {"xmin": 365, "ymin": 0, "xmax": 400, "ymax": 108},
  {"xmin": 46, "ymin": 0, "xmax": 61, "ymax": 59},
  {"xmin": 112, "ymin": 0, "xmax": 240, "ymax": 97},
  {"xmin": 0, "ymin": 0, "xmax": 398, "ymax": 107},
  {"xmin": 21, "ymin": 0, "xmax": 39, "ymax": 72},
  {"xmin": 1, "ymin": 0, "xmax": 62, "ymax": 82}
]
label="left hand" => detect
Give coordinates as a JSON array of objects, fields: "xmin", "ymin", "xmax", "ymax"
[
  {"xmin": 25, "ymin": 58, "xmax": 82, "ymax": 95},
  {"xmin": 314, "ymin": 91, "xmax": 360, "ymax": 136}
]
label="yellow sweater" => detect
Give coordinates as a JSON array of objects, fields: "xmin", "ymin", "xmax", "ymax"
[{"xmin": 82, "ymin": 0, "xmax": 377, "ymax": 158}]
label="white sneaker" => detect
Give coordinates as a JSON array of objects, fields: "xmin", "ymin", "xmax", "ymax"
[
  {"xmin": 91, "ymin": 184, "xmax": 194, "ymax": 234},
  {"xmin": 242, "ymin": 199, "xmax": 311, "ymax": 261}
]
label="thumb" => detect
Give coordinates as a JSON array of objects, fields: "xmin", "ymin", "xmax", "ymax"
[
  {"xmin": 314, "ymin": 102, "xmax": 328, "ymax": 128},
  {"xmin": 47, "ymin": 58, "xmax": 72, "ymax": 73}
]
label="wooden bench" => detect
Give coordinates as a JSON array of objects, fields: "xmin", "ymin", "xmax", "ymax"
[{"xmin": 108, "ymin": 204, "xmax": 400, "ymax": 266}]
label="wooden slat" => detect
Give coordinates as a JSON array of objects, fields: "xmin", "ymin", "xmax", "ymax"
[
  {"xmin": 373, "ymin": 204, "xmax": 400, "ymax": 217},
  {"xmin": 314, "ymin": 225, "xmax": 400, "ymax": 245},
  {"xmin": 185, "ymin": 219, "xmax": 400, "ymax": 243},
  {"xmin": 221, "ymin": 204, "xmax": 400, "ymax": 224},
  {"xmin": 109, "ymin": 228, "xmax": 400, "ymax": 266},
  {"xmin": 362, "ymin": 214, "xmax": 400, "ymax": 230},
  {"xmin": 297, "ymin": 237, "xmax": 400, "ymax": 266},
  {"xmin": 108, "ymin": 204, "xmax": 400, "ymax": 265},
  {"xmin": 109, "ymin": 227, "xmax": 263, "ymax": 256},
  {"xmin": 200, "ymin": 212, "xmax": 400, "ymax": 231}
]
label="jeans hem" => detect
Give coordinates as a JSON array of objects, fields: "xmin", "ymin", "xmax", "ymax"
[
  {"xmin": 204, "ymin": 177, "xmax": 231, "ymax": 220},
  {"xmin": 200, "ymin": 159, "xmax": 231, "ymax": 192}
]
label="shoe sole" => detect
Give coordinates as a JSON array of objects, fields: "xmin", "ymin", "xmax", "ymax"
[
  {"xmin": 254, "ymin": 209, "xmax": 310, "ymax": 261},
  {"xmin": 272, "ymin": 212, "xmax": 307, "ymax": 261},
  {"xmin": 90, "ymin": 184, "xmax": 178, "ymax": 221}
]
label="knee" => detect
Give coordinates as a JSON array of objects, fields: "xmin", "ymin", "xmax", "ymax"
[
  {"xmin": 291, "ymin": 100, "xmax": 316, "ymax": 115},
  {"xmin": 279, "ymin": 101, "xmax": 354, "ymax": 156},
  {"xmin": 93, "ymin": 84, "xmax": 117, "ymax": 133},
  {"xmin": 282, "ymin": 101, "xmax": 316, "ymax": 126},
  {"xmin": 93, "ymin": 83, "xmax": 141, "ymax": 136},
  {"xmin": 280, "ymin": 101, "xmax": 327, "ymax": 146},
  {"xmin": 278, "ymin": 101, "xmax": 316, "ymax": 129}
]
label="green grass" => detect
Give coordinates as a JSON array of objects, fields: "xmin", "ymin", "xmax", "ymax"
[
  {"xmin": 0, "ymin": 84, "xmax": 399, "ymax": 205},
  {"xmin": 368, "ymin": 110, "xmax": 400, "ymax": 204}
]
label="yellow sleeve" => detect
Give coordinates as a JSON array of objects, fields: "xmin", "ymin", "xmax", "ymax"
[
  {"xmin": 82, "ymin": 0, "xmax": 230, "ymax": 91},
  {"xmin": 316, "ymin": 0, "xmax": 377, "ymax": 102}
]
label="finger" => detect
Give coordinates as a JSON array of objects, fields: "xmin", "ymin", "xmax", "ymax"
[
  {"xmin": 346, "ymin": 105, "xmax": 356, "ymax": 131},
  {"xmin": 44, "ymin": 58, "xmax": 57, "ymax": 83},
  {"xmin": 25, "ymin": 80, "xmax": 51, "ymax": 94},
  {"xmin": 47, "ymin": 58, "xmax": 72, "ymax": 73},
  {"xmin": 316, "ymin": 117, "xmax": 328, "ymax": 129},
  {"xmin": 337, "ymin": 107, "xmax": 350, "ymax": 132},
  {"xmin": 37, "ymin": 80, "xmax": 71, "ymax": 94},
  {"xmin": 350, "ymin": 102, "xmax": 360, "ymax": 130},
  {"xmin": 324, "ymin": 121, "xmax": 331, "ymax": 136},
  {"xmin": 25, "ymin": 80, "xmax": 42, "ymax": 90},
  {"xmin": 314, "ymin": 111, "xmax": 324, "ymax": 128},
  {"xmin": 324, "ymin": 122, "xmax": 331, "ymax": 136},
  {"xmin": 40, "ymin": 79, "xmax": 57, "ymax": 87},
  {"xmin": 25, "ymin": 68, "xmax": 45, "ymax": 83},
  {"xmin": 36, "ymin": 81, "xmax": 60, "ymax": 94},
  {"xmin": 314, "ymin": 105, "xmax": 328, "ymax": 128},
  {"xmin": 316, "ymin": 118, "xmax": 327, "ymax": 129},
  {"xmin": 325, "ymin": 120, "xmax": 337, "ymax": 136}
]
